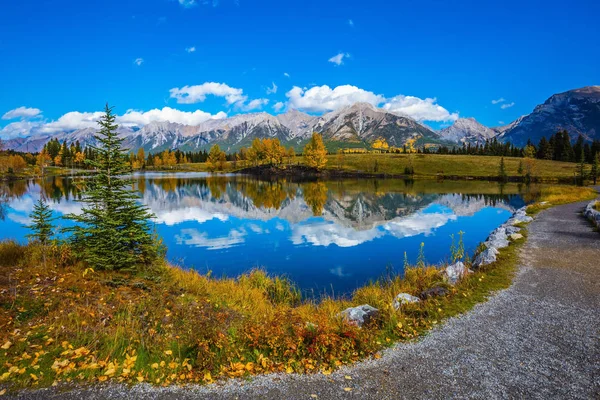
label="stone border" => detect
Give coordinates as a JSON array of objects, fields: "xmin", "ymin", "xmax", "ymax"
[{"xmin": 584, "ymin": 200, "xmax": 600, "ymax": 229}]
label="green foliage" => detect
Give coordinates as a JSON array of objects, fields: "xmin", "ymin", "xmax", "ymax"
[
  {"xmin": 25, "ymin": 198, "xmax": 54, "ymax": 245},
  {"xmin": 416, "ymin": 242, "xmax": 426, "ymax": 268},
  {"xmin": 450, "ymin": 231, "xmax": 465, "ymax": 263},
  {"xmin": 498, "ymin": 157, "xmax": 508, "ymax": 182},
  {"xmin": 64, "ymin": 104, "xmax": 159, "ymax": 271}
]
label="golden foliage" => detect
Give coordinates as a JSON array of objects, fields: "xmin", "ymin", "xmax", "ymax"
[{"xmin": 303, "ymin": 133, "xmax": 327, "ymax": 170}]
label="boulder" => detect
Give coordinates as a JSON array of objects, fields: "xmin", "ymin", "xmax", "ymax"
[
  {"xmin": 584, "ymin": 201, "xmax": 600, "ymax": 227},
  {"xmin": 505, "ymin": 226, "xmax": 521, "ymax": 235},
  {"xmin": 392, "ymin": 293, "xmax": 421, "ymax": 310},
  {"xmin": 443, "ymin": 261, "xmax": 471, "ymax": 285},
  {"xmin": 339, "ymin": 304, "xmax": 379, "ymax": 327},
  {"xmin": 510, "ymin": 233, "xmax": 523, "ymax": 240},
  {"xmin": 420, "ymin": 286, "xmax": 449, "ymax": 299},
  {"xmin": 473, "ymin": 247, "xmax": 498, "ymax": 268},
  {"xmin": 484, "ymin": 227, "xmax": 509, "ymax": 249}
]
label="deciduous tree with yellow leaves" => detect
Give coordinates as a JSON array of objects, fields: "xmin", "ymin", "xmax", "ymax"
[{"xmin": 303, "ymin": 133, "xmax": 327, "ymax": 170}]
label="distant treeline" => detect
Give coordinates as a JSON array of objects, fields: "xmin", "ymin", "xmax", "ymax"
[{"xmin": 433, "ymin": 131, "xmax": 600, "ymax": 164}]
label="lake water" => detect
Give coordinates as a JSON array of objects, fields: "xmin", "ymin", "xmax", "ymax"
[{"xmin": 0, "ymin": 174, "xmax": 532, "ymax": 296}]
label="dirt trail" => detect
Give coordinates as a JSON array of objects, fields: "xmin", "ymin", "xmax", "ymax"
[{"xmin": 15, "ymin": 192, "xmax": 600, "ymax": 399}]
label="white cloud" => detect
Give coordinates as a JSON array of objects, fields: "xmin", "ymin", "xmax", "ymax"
[
  {"xmin": 266, "ymin": 82, "xmax": 278, "ymax": 95},
  {"xmin": 175, "ymin": 228, "xmax": 246, "ymax": 250},
  {"xmin": 3, "ymin": 107, "xmax": 227, "ymax": 137},
  {"xmin": 491, "ymin": 98, "xmax": 505, "ymax": 104},
  {"xmin": 291, "ymin": 220, "xmax": 383, "ymax": 248},
  {"xmin": 383, "ymin": 95, "xmax": 459, "ymax": 122},
  {"xmin": 2, "ymin": 106, "xmax": 42, "ymax": 120},
  {"xmin": 118, "ymin": 107, "xmax": 227, "ymax": 127},
  {"xmin": 41, "ymin": 111, "xmax": 105, "ymax": 133},
  {"xmin": 273, "ymin": 102, "xmax": 285, "ymax": 112},
  {"xmin": 153, "ymin": 207, "xmax": 228, "ymax": 225},
  {"xmin": 500, "ymin": 102, "xmax": 515, "ymax": 109},
  {"xmin": 283, "ymin": 72, "xmax": 290, "ymax": 78},
  {"xmin": 498, "ymin": 120, "xmax": 505, "ymax": 125},
  {"xmin": 185, "ymin": 46, "xmax": 196, "ymax": 53},
  {"xmin": 286, "ymin": 85, "xmax": 384, "ymax": 113},
  {"xmin": 178, "ymin": 0, "xmax": 197, "ymax": 7},
  {"xmin": 237, "ymin": 98, "xmax": 269, "ymax": 112},
  {"xmin": 285, "ymin": 84, "xmax": 458, "ymax": 122},
  {"xmin": 170, "ymin": 82, "xmax": 268, "ymax": 112},
  {"xmin": 134, "ymin": 58, "xmax": 144, "ymax": 66},
  {"xmin": 169, "ymin": 82, "xmax": 246, "ymax": 105},
  {"xmin": 348, "ymin": 19, "xmax": 354, "ymax": 27},
  {"xmin": 328, "ymin": 52, "xmax": 350, "ymax": 66}
]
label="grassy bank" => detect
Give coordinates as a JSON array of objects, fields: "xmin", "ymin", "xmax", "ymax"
[
  {"xmin": 148, "ymin": 154, "xmax": 581, "ymax": 182},
  {"xmin": 0, "ymin": 185, "xmax": 593, "ymax": 391},
  {"xmin": 0, "ymin": 237, "xmax": 524, "ymax": 391}
]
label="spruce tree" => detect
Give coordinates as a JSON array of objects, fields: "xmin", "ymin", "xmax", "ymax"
[
  {"xmin": 498, "ymin": 157, "xmax": 508, "ymax": 182},
  {"xmin": 591, "ymin": 154, "xmax": 599, "ymax": 185},
  {"xmin": 26, "ymin": 198, "xmax": 54, "ymax": 245},
  {"xmin": 65, "ymin": 104, "xmax": 159, "ymax": 271}
]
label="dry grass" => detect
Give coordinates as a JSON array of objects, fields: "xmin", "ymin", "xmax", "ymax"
[
  {"xmin": 0, "ymin": 234, "xmax": 524, "ymax": 390},
  {"xmin": 525, "ymin": 185, "xmax": 597, "ymax": 214}
]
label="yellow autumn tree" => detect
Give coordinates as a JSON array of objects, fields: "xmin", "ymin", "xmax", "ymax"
[
  {"xmin": 207, "ymin": 144, "xmax": 226, "ymax": 172},
  {"xmin": 303, "ymin": 133, "xmax": 327, "ymax": 170},
  {"xmin": 372, "ymin": 138, "xmax": 389, "ymax": 150}
]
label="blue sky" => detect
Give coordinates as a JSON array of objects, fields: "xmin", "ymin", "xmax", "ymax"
[{"xmin": 1, "ymin": 0, "xmax": 598, "ymax": 137}]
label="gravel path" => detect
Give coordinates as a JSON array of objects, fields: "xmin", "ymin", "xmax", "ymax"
[{"xmin": 14, "ymin": 193, "xmax": 600, "ymax": 399}]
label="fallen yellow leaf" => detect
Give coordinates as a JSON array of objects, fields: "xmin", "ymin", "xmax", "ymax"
[
  {"xmin": 151, "ymin": 363, "xmax": 159, "ymax": 369},
  {"xmin": 344, "ymin": 387, "xmax": 352, "ymax": 392},
  {"xmin": 0, "ymin": 388, "xmax": 6, "ymax": 396},
  {"xmin": 344, "ymin": 375, "xmax": 352, "ymax": 380},
  {"xmin": 164, "ymin": 350, "xmax": 173, "ymax": 356},
  {"xmin": 137, "ymin": 376, "xmax": 144, "ymax": 382},
  {"xmin": 1, "ymin": 341, "xmax": 12, "ymax": 350}
]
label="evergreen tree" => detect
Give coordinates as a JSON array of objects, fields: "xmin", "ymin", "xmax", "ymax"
[
  {"xmin": 498, "ymin": 157, "xmax": 508, "ymax": 182},
  {"xmin": 65, "ymin": 104, "xmax": 159, "ymax": 271},
  {"xmin": 577, "ymin": 148, "xmax": 586, "ymax": 185},
  {"xmin": 591, "ymin": 153, "xmax": 599, "ymax": 185},
  {"xmin": 26, "ymin": 198, "xmax": 54, "ymax": 245}
]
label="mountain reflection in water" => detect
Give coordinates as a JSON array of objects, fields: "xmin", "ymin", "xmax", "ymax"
[{"xmin": 0, "ymin": 174, "xmax": 537, "ymax": 296}]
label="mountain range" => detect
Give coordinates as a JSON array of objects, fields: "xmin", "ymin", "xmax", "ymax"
[{"xmin": 5, "ymin": 86, "xmax": 600, "ymax": 153}]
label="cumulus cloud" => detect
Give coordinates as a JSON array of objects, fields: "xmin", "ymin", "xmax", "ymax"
[
  {"xmin": 491, "ymin": 97, "xmax": 505, "ymax": 104},
  {"xmin": 2, "ymin": 106, "xmax": 42, "ymax": 120},
  {"xmin": 285, "ymin": 84, "xmax": 457, "ymax": 122},
  {"xmin": 283, "ymin": 72, "xmax": 290, "ymax": 78},
  {"xmin": 286, "ymin": 85, "xmax": 384, "ymax": 113},
  {"xmin": 328, "ymin": 52, "xmax": 350, "ymax": 66},
  {"xmin": 185, "ymin": 46, "xmax": 196, "ymax": 53},
  {"xmin": 170, "ymin": 81, "xmax": 268, "ymax": 112},
  {"xmin": 500, "ymin": 102, "xmax": 515, "ymax": 109},
  {"xmin": 118, "ymin": 107, "xmax": 227, "ymax": 127},
  {"xmin": 2, "ymin": 107, "xmax": 227, "ymax": 137},
  {"xmin": 273, "ymin": 102, "xmax": 285, "ymax": 112},
  {"xmin": 169, "ymin": 82, "xmax": 246, "ymax": 105},
  {"xmin": 134, "ymin": 58, "xmax": 144, "ymax": 66},
  {"xmin": 175, "ymin": 228, "xmax": 246, "ymax": 250},
  {"xmin": 266, "ymin": 82, "xmax": 278, "ymax": 95},
  {"xmin": 383, "ymin": 95, "xmax": 459, "ymax": 122}
]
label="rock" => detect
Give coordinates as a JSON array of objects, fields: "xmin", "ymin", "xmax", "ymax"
[
  {"xmin": 340, "ymin": 304, "xmax": 379, "ymax": 327},
  {"xmin": 392, "ymin": 293, "xmax": 421, "ymax": 310},
  {"xmin": 510, "ymin": 233, "xmax": 523, "ymax": 240},
  {"xmin": 505, "ymin": 226, "xmax": 521, "ymax": 235},
  {"xmin": 443, "ymin": 261, "xmax": 471, "ymax": 285},
  {"xmin": 473, "ymin": 247, "xmax": 498, "ymax": 268},
  {"xmin": 484, "ymin": 227, "xmax": 509, "ymax": 249},
  {"xmin": 420, "ymin": 286, "xmax": 449, "ymax": 299},
  {"xmin": 584, "ymin": 201, "xmax": 600, "ymax": 227}
]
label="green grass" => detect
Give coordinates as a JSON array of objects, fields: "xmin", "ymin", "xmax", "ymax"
[
  {"xmin": 325, "ymin": 153, "xmax": 579, "ymax": 180},
  {"xmin": 148, "ymin": 154, "xmax": 581, "ymax": 182}
]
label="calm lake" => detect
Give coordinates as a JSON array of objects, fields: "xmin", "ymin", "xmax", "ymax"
[{"xmin": 0, "ymin": 174, "xmax": 535, "ymax": 296}]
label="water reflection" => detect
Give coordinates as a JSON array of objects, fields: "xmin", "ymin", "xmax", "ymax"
[{"xmin": 1, "ymin": 174, "xmax": 534, "ymax": 295}]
